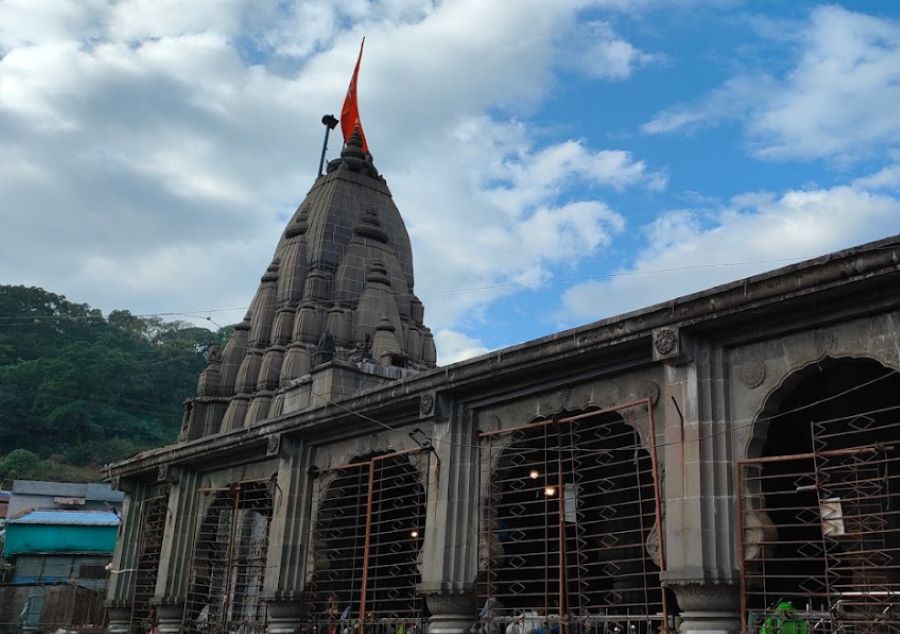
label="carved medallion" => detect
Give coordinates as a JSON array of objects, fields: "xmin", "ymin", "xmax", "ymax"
[
  {"xmin": 653, "ymin": 327, "xmax": 678, "ymax": 356},
  {"xmin": 643, "ymin": 380, "xmax": 661, "ymax": 405},
  {"xmin": 419, "ymin": 393, "xmax": 435, "ymax": 417},
  {"xmin": 739, "ymin": 359, "xmax": 766, "ymax": 389}
]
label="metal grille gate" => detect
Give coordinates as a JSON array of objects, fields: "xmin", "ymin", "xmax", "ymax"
[
  {"xmin": 182, "ymin": 481, "xmax": 273, "ymax": 634},
  {"xmin": 738, "ymin": 416, "xmax": 900, "ymax": 633},
  {"xmin": 304, "ymin": 450, "xmax": 430, "ymax": 634},
  {"xmin": 479, "ymin": 401, "xmax": 667, "ymax": 634},
  {"xmin": 130, "ymin": 494, "xmax": 168, "ymax": 632}
]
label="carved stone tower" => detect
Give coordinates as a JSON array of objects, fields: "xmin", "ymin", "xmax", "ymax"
[{"xmin": 180, "ymin": 130, "xmax": 436, "ymax": 440}]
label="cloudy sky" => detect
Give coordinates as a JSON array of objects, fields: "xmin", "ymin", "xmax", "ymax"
[{"xmin": 2, "ymin": 1, "xmax": 900, "ymax": 364}]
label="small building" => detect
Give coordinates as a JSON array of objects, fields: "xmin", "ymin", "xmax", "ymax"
[
  {"xmin": 1, "ymin": 509, "xmax": 119, "ymax": 632},
  {"xmin": 7, "ymin": 480, "xmax": 124, "ymax": 517},
  {"xmin": 0, "ymin": 491, "xmax": 10, "ymax": 523}
]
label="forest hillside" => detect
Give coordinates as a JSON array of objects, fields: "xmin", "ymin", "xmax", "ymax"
[{"xmin": 0, "ymin": 285, "xmax": 231, "ymax": 483}]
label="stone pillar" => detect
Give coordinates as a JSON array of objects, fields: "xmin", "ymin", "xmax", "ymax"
[
  {"xmin": 419, "ymin": 392, "xmax": 479, "ymax": 634},
  {"xmin": 106, "ymin": 478, "xmax": 141, "ymax": 633},
  {"xmin": 157, "ymin": 603, "xmax": 186, "ymax": 634},
  {"xmin": 670, "ymin": 584, "xmax": 740, "ymax": 634},
  {"xmin": 654, "ymin": 329, "xmax": 740, "ymax": 633},
  {"xmin": 263, "ymin": 434, "xmax": 315, "ymax": 634},
  {"xmin": 106, "ymin": 605, "xmax": 132, "ymax": 634},
  {"xmin": 155, "ymin": 468, "xmax": 202, "ymax": 634},
  {"xmin": 425, "ymin": 592, "xmax": 477, "ymax": 634}
]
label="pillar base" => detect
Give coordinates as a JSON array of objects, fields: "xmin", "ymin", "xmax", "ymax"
[
  {"xmin": 107, "ymin": 603, "xmax": 132, "ymax": 634},
  {"xmin": 266, "ymin": 598, "xmax": 305, "ymax": 634},
  {"xmin": 425, "ymin": 591, "xmax": 476, "ymax": 634},
  {"xmin": 671, "ymin": 583, "xmax": 740, "ymax": 634},
  {"xmin": 156, "ymin": 601, "xmax": 185, "ymax": 634}
]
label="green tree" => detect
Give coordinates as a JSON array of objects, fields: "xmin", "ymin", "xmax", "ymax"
[{"xmin": 0, "ymin": 285, "xmax": 231, "ymax": 481}]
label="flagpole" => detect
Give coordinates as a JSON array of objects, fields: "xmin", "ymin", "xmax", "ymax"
[{"xmin": 319, "ymin": 114, "xmax": 339, "ymax": 176}]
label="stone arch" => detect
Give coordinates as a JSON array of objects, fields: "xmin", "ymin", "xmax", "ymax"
[
  {"xmin": 744, "ymin": 353, "xmax": 900, "ymax": 463},
  {"xmin": 478, "ymin": 406, "xmax": 664, "ymax": 628},
  {"xmin": 182, "ymin": 481, "xmax": 274, "ymax": 634},
  {"xmin": 304, "ymin": 450, "xmax": 430, "ymax": 629},
  {"xmin": 739, "ymin": 354, "xmax": 900, "ymax": 620}
]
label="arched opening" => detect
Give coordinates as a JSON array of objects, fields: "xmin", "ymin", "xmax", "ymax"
[
  {"xmin": 740, "ymin": 357, "xmax": 900, "ymax": 630},
  {"xmin": 305, "ymin": 451, "xmax": 429, "ymax": 634},
  {"xmin": 480, "ymin": 410, "xmax": 664, "ymax": 633},
  {"xmin": 182, "ymin": 481, "xmax": 273, "ymax": 634},
  {"xmin": 130, "ymin": 494, "xmax": 168, "ymax": 632}
]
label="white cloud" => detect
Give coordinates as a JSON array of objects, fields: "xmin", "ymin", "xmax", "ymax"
[
  {"xmin": 434, "ymin": 329, "xmax": 491, "ymax": 364},
  {"xmin": 561, "ymin": 20, "xmax": 659, "ymax": 80},
  {"xmin": 0, "ymin": 0, "xmax": 661, "ymax": 365},
  {"xmin": 560, "ymin": 183, "xmax": 900, "ymax": 321},
  {"xmin": 853, "ymin": 163, "xmax": 900, "ymax": 191},
  {"xmin": 642, "ymin": 6, "xmax": 900, "ymax": 162}
]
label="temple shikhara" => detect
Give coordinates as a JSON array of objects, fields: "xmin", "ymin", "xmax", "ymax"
[{"xmin": 105, "ymin": 56, "xmax": 900, "ymax": 634}]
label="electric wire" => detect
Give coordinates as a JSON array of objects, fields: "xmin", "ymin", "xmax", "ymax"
[
  {"xmin": 0, "ymin": 244, "xmax": 896, "ymax": 326},
  {"xmin": 305, "ymin": 368, "xmax": 900, "ymax": 456}
]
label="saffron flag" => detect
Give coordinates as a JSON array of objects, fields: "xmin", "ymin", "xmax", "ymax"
[{"xmin": 341, "ymin": 38, "xmax": 368, "ymax": 153}]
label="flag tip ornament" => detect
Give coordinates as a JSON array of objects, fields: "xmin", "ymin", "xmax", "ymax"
[{"xmin": 340, "ymin": 37, "xmax": 369, "ymax": 154}]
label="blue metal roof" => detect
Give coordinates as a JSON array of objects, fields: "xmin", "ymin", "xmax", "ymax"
[{"xmin": 7, "ymin": 510, "xmax": 120, "ymax": 527}]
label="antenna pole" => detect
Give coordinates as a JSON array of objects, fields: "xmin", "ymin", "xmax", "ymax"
[{"xmin": 319, "ymin": 114, "xmax": 339, "ymax": 176}]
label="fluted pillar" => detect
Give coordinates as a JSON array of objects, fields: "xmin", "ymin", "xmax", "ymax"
[
  {"xmin": 419, "ymin": 393, "xmax": 479, "ymax": 634},
  {"xmin": 154, "ymin": 469, "xmax": 202, "ymax": 634},
  {"xmin": 655, "ymin": 330, "xmax": 740, "ymax": 633},
  {"xmin": 263, "ymin": 435, "xmax": 316, "ymax": 634},
  {"xmin": 106, "ymin": 478, "xmax": 141, "ymax": 633}
]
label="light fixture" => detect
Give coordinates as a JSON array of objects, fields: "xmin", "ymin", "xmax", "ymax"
[
  {"xmin": 529, "ymin": 469, "xmax": 540, "ymax": 480},
  {"xmin": 410, "ymin": 530, "xmax": 419, "ymax": 538},
  {"xmin": 544, "ymin": 486, "xmax": 556, "ymax": 497}
]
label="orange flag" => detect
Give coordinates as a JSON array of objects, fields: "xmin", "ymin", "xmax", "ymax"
[{"xmin": 341, "ymin": 38, "xmax": 368, "ymax": 153}]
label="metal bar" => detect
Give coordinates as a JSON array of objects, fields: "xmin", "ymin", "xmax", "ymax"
[
  {"xmin": 736, "ymin": 444, "xmax": 881, "ymax": 466},
  {"xmin": 557, "ymin": 449, "xmax": 566, "ymax": 634},
  {"xmin": 646, "ymin": 398, "xmax": 670, "ymax": 628},
  {"xmin": 358, "ymin": 459, "xmax": 376, "ymax": 634},
  {"xmin": 736, "ymin": 462, "xmax": 747, "ymax": 634},
  {"xmin": 317, "ymin": 447, "xmax": 424, "ymax": 474},
  {"xmin": 478, "ymin": 398, "xmax": 651, "ymax": 437}
]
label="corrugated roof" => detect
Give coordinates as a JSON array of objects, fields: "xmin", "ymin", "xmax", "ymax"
[{"xmin": 7, "ymin": 510, "xmax": 120, "ymax": 527}]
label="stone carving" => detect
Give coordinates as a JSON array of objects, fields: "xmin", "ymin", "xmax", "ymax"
[
  {"xmin": 267, "ymin": 434, "xmax": 281, "ymax": 456},
  {"xmin": 157, "ymin": 464, "xmax": 169, "ymax": 483},
  {"xmin": 670, "ymin": 581, "xmax": 739, "ymax": 612},
  {"xmin": 420, "ymin": 393, "xmax": 436, "ymax": 417},
  {"xmin": 643, "ymin": 380, "xmax": 661, "ymax": 405},
  {"xmin": 645, "ymin": 522, "xmax": 661, "ymax": 568},
  {"xmin": 815, "ymin": 329, "xmax": 837, "ymax": 355},
  {"xmin": 653, "ymin": 327, "xmax": 678, "ymax": 358},
  {"xmin": 739, "ymin": 359, "xmax": 766, "ymax": 389},
  {"xmin": 578, "ymin": 332, "xmax": 604, "ymax": 347}
]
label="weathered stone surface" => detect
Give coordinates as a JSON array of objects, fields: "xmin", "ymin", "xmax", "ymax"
[{"xmin": 108, "ymin": 137, "xmax": 900, "ymax": 634}]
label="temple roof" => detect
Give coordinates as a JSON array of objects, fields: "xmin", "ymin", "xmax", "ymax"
[{"xmin": 183, "ymin": 133, "xmax": 436, "ymax": 437}]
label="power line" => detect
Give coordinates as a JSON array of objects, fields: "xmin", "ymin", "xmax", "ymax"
[
  {"xmin": 1, "ymin": 246, "xmax": 895, "ymax": 325},
  {"xmin": 311, "ymin": 368, "xmax": 900, "ymax": 455}
]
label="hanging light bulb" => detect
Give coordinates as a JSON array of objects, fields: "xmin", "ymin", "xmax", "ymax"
[
  {"xmin": 544, "ymin": 485, "xmax": 557, "ymax": 497},
  {"xmin": 410, "ymin": 529, "xmax": 419, "ymax": 538},
  {"xmin": 529, "ymin": 469, "xmax": 540, "ymax": 480}
]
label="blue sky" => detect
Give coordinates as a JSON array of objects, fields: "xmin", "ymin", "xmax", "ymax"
[{"xmin": 2, "ymin": 1, "xmax": 900, "ymax": 362}]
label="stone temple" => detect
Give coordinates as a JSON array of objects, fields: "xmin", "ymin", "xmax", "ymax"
[{"xmin": 106, "ymin": 126, "xmax": 900, "ymax": 634}]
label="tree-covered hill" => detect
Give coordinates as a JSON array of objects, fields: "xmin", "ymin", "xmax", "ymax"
[{"xmin": 0, "ymin": 285, "xmax": 232, "ymax": 483}]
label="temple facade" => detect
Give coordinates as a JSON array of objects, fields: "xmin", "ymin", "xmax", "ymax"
[{"xmin": 106, "ymin": 130, "xmax": 900, "ymax": 634}]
